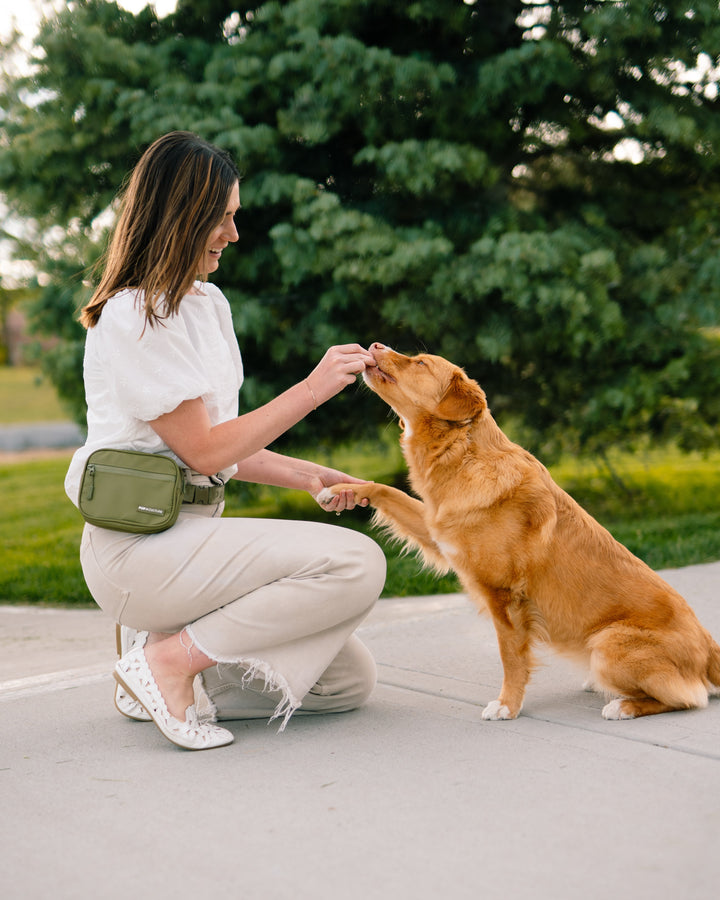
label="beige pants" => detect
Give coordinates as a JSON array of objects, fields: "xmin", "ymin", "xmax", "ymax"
[{"xmin": 80, "ymin": 502, "xmax": 386, "ymax": 727}]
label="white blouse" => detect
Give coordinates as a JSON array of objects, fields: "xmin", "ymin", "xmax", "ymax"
[{"xmin": 65, "ymin": 282, "xmax": 244, "ymax": 506}]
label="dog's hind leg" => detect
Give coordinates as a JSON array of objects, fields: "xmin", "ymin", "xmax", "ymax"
[
  {"xmin": 707, "ymin": 639, "xmax": 720, "ymax": 695},
  {"xmin": 589, "ymin": 627, "xmax": 709, "ymax": 719},
  {"xmin": 601, "ymin": 695, "xmax": 705, "ymax": 719}
]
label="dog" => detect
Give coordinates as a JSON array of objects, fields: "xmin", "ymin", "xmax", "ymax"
[{"xmin": 319, "ymin": 343, "xmax": 720, "ymax": 720}]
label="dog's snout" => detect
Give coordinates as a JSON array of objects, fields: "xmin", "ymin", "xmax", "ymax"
[{"xmin": 370, "ymin": 342, "xmax": 387, "ymax": 352}]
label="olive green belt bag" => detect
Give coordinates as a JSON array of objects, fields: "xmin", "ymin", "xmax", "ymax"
[{"xmin": 78, "ymin": 448, "xmax": 224, "ymax": 534}]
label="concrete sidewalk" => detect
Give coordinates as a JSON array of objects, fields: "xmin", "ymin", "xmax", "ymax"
[
  {"xmin": 0, "ymin": 421, "xmax": 84, "ymax": 453},
  {"xmin": 1, "ymin": 563, "xmax": 720, "ymax": 900}
]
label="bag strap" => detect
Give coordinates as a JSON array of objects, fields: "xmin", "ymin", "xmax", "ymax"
[{"xmin": 182, "ymin": 482, "xmax": 225, "ymax": 505}]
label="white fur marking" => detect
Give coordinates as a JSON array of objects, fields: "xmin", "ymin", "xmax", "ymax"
[
  {"xmin": 602, "ymin": 698, "xmax": 634, "ymax": 720},
  {"xmin": 687, "ymin": 683, "xmax": 710, "ymax": 708},
  {"xmin": 481, "ymin": 700, "xmax": 515, "ymax": 720},
  {"xmin": 316, "ymin": 488, "xmax": 334, "ymax": 505},
  {"xmin": 435, "ymin": 540, "xmax": 459, "ymax": 559}
]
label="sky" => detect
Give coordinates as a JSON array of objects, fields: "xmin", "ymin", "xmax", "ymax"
[
  {"xmin": 0, "ymin": 3, "xmax": 177, "ymax": 280},
  {"xmin": 0, "ymin": 1, "xmax": 178, "ymax": 46}
]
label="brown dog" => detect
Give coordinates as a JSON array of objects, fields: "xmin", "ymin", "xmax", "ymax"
[{"xmin": 320, "ymin": 343, "xmax": 720, "ymax": 720}]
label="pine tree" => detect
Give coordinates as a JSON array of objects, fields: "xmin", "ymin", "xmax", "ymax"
[{"xmin": 1, "ymin": 0, "xmax": 720, "ymax": 454}]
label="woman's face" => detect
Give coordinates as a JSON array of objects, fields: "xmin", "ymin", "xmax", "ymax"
[{"xmin": 201, "ymin": 180, "xmax": 240, "ymax": 275}]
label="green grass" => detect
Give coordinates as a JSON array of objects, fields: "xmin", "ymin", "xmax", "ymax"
[
  {"xmin": 1, "ymin": 443, "xmax": 719, "ymax": 607},
  {"xmin": 552, "ymin": 447, "xmax": 720, "ymax": 569},
  {"xmin": 0, "ymin": 456, "xmax": 92, "ymax": 605},
  {"xmin": 0, "ymin": 366, "xmax": 69, "ymax": 424}
]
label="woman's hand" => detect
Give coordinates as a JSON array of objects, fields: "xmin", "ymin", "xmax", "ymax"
[
  {"xmin": 305, "ymin": 344, "xmax": 377, "ymax": 407},
  {"xmin": 149, "ymin": 344, "xmax": 378, "ymax": 476},
  {"xmin": 308, "ymin": 468, "xmax": 371, "ymax": 515}
]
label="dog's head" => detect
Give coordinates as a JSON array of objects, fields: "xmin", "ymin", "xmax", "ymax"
[{"xmin": 363, "ymin": 344, "xmax": 487, "ymax": 429}]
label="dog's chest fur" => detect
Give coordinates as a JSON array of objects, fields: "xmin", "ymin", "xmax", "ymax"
[
  {"xmin": 400, "ymin": 417, "xmax": 560, "ymax": 590},
  {"xmin": 402, "ymin": 417, "xmax": 528, "ymax": 524}
]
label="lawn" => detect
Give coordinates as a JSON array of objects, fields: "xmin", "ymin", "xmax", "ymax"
[
  {"xmin": 1, "ymin": 441, "xmax": 719, "ymax": 607},
  {"xmin": 1, "ymin": 363, "xmax": 718, "ymax": 605},
  {"xmin": 0, "ymin": 366, "xmax": 70, "ymax": 424}
]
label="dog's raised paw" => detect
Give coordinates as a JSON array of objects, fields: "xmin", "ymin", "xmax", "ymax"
[
  {"xmin": 316, "ymin": 488, "xmax": 335, "ymax": 505},
  {"xmin": 602, "ymin": 699, "xmax": 635, "ymax": 720},
  {"xmin": 481, "ymin": 700, "xmax": 515, "ymax": 720}
]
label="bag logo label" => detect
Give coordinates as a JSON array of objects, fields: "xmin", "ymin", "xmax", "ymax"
[{"xmin": 137, "ymin": 506, "xmax": 165, "ymax": 516}]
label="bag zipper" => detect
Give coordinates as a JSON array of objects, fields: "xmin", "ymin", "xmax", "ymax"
[{"xmin": 85, "ymin": 462, "xmax": 177, "ymax": 501}]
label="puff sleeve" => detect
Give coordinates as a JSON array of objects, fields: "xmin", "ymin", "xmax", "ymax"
[{"xmin": 91, "ymin": 290, "xmax": 239, "ymax": 424}]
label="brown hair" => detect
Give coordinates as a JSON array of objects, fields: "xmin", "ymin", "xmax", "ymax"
[{"xmin": 80, "ymin": 131, "xmax": 240, "ymax": 329}]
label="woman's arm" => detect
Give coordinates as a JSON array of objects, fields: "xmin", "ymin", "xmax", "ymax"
[
  {"xmin": 232, "ymin": 449, "xmax": 371, "ymax": 512},
  {"xmin": 149, "ymin": 343, "xmax": 376, "ymax": 476}
]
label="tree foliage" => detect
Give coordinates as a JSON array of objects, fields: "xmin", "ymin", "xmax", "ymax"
[{"xmin": 2, "ymin": 0, "xmax": 720, "ymax": 456}]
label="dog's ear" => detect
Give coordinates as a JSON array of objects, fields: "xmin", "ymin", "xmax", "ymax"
[{"xmin": 436, "ymin": 371, "xmax": 486, "ymax": 422}]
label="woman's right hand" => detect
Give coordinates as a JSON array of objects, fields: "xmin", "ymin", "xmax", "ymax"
[
  {"xmin": 306, "ymin": 344, "xmax": 377, "ymax": 406},
  {"xmin": 149, "ymin": 344, "xmax": 379, "ymax": 476}
]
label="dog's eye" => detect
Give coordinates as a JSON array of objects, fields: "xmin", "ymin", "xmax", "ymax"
[{"xmin": 415, "ymin": 360, "xmax": 425, "ymax": 367}]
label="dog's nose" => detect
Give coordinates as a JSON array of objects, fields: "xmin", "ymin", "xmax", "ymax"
[{"xmin": 370, "ymin": 342, "xmax": 386, "ymax": 351}]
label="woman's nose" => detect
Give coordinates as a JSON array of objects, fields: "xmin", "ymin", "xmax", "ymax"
[{"xmin": 225, "ymin": 218, "xmax": 239, "ymax": 242}]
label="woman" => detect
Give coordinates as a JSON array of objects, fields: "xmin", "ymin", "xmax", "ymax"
[{"xmin": 65, "ymin": 131, "xmax": 386, "ymax": 751}]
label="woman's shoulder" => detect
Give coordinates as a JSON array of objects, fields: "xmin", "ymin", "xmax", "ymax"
[
  {"xmin": 92, "ymin": 289, "xmax": 144, "ymax": 332},
  {"xmin": 97, "ymin": 288, "xmax": 183, "ymax": 345},
  {"xmin": 197, "ymin": 282, "xmax": 234, "ymax": 321},
  {"xmin": 201, "ymin": 281, "xmax": 229, "ymax": 304},
  {"xmin": 101, "ymin": 288, "xmax": 144, "ymax": 317}
]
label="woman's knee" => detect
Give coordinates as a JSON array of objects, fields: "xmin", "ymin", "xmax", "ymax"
[{"xmin": 338, "ymin": 530, "xmax": 387, "ymax": 602}]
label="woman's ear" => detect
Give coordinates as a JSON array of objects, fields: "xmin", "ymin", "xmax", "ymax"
[{"xmin": 436, "ymin": 371, "xmax": 486, "ymax": 422}]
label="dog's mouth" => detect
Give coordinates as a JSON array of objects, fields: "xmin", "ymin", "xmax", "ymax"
[{"xmin": 366, "ymin": 365, "xmax": 396, "ymax": 385}]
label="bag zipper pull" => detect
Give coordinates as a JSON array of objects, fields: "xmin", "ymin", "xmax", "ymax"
[{"xmin": 87, "ymin": 464, "xmax": 95, "ymax": 500}]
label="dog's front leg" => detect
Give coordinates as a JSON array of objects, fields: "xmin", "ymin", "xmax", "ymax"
[
  {"xmin": 320, "ymin": 482, "xmax": 447, "ymax": 570},
  {"xmin": 481, "ymin": 597, "xmax": 534, "ymax": 720}
]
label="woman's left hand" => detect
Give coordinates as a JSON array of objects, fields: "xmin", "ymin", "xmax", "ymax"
[{"xmin": 309, "ymin": 470, "xmax": 371, "ymax": 515}]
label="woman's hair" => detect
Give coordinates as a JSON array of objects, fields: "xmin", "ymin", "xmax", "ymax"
[{"xmin": 80, "ymin": 131, "xmax": 240, "ymax": 329}]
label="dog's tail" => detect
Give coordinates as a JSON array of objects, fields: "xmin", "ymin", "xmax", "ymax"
[{"xmin": 707, "ymin": 639, "xmax": 720, "ymax": 689}]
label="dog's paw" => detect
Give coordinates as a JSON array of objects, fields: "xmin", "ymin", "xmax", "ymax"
[
  {"xmin": 602, "ymin": 698, "xmax": 635, "ymax": 720},
  {"xmin": 481, "ymin": 700, "xmax": 516, "ymax": 720},
  {"xmin": 582, "ymin": 679, "xmax": 597, "ymax": 693},
  {"xmin": 316, "ymin": 487, "xmax": 336, "ymax": 505}
]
